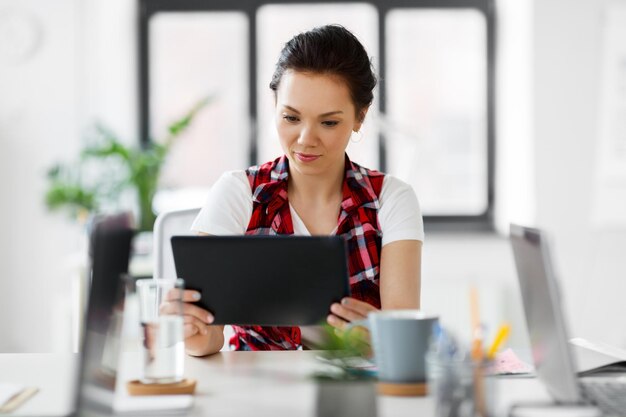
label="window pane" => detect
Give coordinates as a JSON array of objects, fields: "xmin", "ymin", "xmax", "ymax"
[
  {"xmin": 386, "ymin": 9, "xmax": 488, "ymax": 215},
  {"xmin": 256, "ymin": 3, "xmax": 380, "ymax": 169},
  {"xmin": 149, "ymin": 12, "xmax": 250, "ymax": 188}
]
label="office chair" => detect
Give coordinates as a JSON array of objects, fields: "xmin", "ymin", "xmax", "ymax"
[
  {"xmin": 152, "ymin": 207, "xmax": 232, "ymax": 350},
  {"xmin": 153, "ymin": 207, "xmax": 201, "ymax": 281}
]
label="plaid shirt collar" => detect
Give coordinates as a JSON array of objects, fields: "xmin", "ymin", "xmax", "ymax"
[{"xmin": 251, "ymin": 154, "xmax": 381, "ymax": 219}]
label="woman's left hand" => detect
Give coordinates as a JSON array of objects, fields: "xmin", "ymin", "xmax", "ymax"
[{"xmin": 327, "ymin": 297, "xmax": 379, "ymax": 330}]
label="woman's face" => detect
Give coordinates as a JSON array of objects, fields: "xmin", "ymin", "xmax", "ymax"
[{"xmin": 275, "ymin": 70, "xmax": 364, "ymax": 177}]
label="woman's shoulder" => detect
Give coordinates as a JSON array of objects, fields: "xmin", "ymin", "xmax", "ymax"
[
  {"xmin": 216, "ymin": 169, "xmax": 249, "ymax": 184},
  {"xmin": 378, "ymin": 175, "xmax": 424, "ymax": 243},
  {"xmin": 191, "ymin": 169, "xmax": 253, "ymax": 235},
  {"xmin": 380, "ymin": 174, "xmax": 416, "ymax": 199},
  {"xmin": 211, "ymin": 170, "xmax": 251, "ymax": 196},
  {"xmin": 378, "ymin": 174, "xmax": 421, "ymax": 218}
]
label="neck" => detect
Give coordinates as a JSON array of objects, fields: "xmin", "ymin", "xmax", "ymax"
[{"xmin": 288, "ymin": 158, "xmax": 345, "ymax": 203}]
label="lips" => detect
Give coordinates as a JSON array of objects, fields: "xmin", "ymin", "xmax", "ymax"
[{"xmin": 294, "ymin": 152, "xmax": 320, "ymax": 162}]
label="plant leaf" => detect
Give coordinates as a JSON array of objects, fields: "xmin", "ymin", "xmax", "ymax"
[{"xmin": 165, "ymin": 95, "xmax": 214, "ymax": 145}]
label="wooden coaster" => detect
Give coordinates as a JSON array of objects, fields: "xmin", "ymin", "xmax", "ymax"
[
  {"xmin": 126, "ymin": 379, "xmax": 196, "ymax": 396},
  {"xmin": 377, "ymin": 381, "xmax": 427, "ymax": 397}
]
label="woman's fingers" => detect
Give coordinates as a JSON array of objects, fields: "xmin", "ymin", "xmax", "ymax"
[
  {"xmin": 160, "ymin": 300, "xmax": 213, "ymax": 324},
  {"xmin": 329, "ymin": 297, "xmax": 379, "ymax": 323},
  {"xmin": 184, "ymin": 323, "xmax": 197, "ymax": 338},
  {"xmin": 158, "ymin": 289, "xmax": 212, "ymax": 341},
  {"xmin": 164, "ymin": 289, "xmax": 202, "ymax": 303},
  {"xmin": 327, "ymin": 314, "xmax": 349, "ymax": 330},
  {"xmin": 182, "ymin": 303, "xmax": 214, "ymax": 324},
  {"xmin": 327, "ymin": 312, "xmax": 373, "ymax": 357},
  {"xmin": 330, "ymin": 303, "xmax": 363, "ymax": 323},
  {"xmin": 183, "ymin": 316, "xmax": 209, "ymax": 336},
  {"xmin": 184, "ymin": 323, "xmax": 202, "ymax": 339},
  {"xmin": 182, "ymin": 290, "xmax": 202, "ymax": 303},
  {"xmin": 341, "ymin": 297, "xmax": 379, "ymax": 315},
  {"xmin": 159, "ymin": 301, "xmax": 175, "ymax": 315}
]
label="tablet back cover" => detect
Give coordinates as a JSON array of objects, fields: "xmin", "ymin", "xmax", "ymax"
[{"xmin": 171, "ymin": 235, "xmax": 350, "ymax": 326}]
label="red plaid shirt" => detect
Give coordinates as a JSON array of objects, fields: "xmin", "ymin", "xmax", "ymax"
[{"xmin": 230, "ymin": 154, "xmax": 384, "ymax": 351}]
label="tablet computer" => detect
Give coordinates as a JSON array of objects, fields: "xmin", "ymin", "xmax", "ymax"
[{"xmin": 170, "ymin": 235, "xmax": 351, "ymax": 326}]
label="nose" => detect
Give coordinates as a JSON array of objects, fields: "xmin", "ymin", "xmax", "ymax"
[{"xmin": 297, "ymin": 126, "xmax": 318, "ymax": 147}]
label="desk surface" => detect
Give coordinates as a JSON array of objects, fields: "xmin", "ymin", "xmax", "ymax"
[
  {"xmin": 0, "ymin": 353, "xmax": 77, "ymax": 416},
  {"xmin": 0, "ymin": 351, "xmax": 551, "ymax": 417}
]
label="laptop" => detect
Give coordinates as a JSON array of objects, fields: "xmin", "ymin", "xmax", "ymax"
[
  {"xmin": 171, "ymin": 235, "xmax": 350, "ymax": 326},
  {"xmin": 73, "ymin": 213, "xmax": 192, "ymax": 416},
  {"xmin": 509, "ymin": 224, "xmax": 626, "ymax": 416}
]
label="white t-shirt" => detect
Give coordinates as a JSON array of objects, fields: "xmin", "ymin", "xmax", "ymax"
[{"xmin": 191, "ymin": 170, "xmax": 424, "ymax": 246}]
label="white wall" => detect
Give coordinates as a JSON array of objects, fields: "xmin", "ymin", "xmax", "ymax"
[
  {"xmin": 0, "ymin": 0, "xmax": 137, "ymax": 352},
  {"xmin": 1, "ymin": 0, "xmax": 624, "ymax": 353},
  {"xmin": 0, "ymin": 0, "xmax": 82, "ymax": 352},
  {"xmin": 533, "ymin": 0, "xmax": 626, "ymax": 347},
  {"xmin": 421, "ymin": 233, "xmax": 529, "ymax": 349},
  {"xmin": 78, "ymin": 0, "xmax": 137, "ymax": 141},
  {"xmin": 426, "ymin": 0, "xmax": 626, "ymax": 351}
]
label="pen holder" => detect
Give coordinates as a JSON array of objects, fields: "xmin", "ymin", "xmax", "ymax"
[
  {"xmin": 315, "ymin": 378, "xmax": 377, "ymax": 417},
  {"xmin": 426, "ymin": 353, "xmax": 496, "ymax": 417}
]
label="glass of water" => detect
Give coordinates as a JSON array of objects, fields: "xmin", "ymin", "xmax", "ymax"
[{"xmin": 136, "ymin": 278, "xmax": 185, "ymax": 384}]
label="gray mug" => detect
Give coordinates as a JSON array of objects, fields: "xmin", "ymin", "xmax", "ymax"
[{"xmin": 349, "ymin": 310, "xmax": 439, "ymax": 383}]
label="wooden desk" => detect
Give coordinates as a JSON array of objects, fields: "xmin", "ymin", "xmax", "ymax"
[
  {"xmin": 0, "ymin": 351, "xmax": 551, "ymax": 416},
  {"xmin": 114, "ymin": 350, "xmax": 435, "ymax": 417}
]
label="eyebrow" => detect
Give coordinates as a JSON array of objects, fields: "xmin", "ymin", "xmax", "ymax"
[{"xmin": 283, "ymin": 105, "xmax": 344, "ymax": 118}]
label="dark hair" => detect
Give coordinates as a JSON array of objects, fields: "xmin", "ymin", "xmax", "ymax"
[{"xmin": 269, "ymin": 25, "xmax": 377, "ymax": 120}]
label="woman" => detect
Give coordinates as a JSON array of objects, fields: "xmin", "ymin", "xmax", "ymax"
[{"xmin": 182, "ymin": 24, "xmax": 423, "ymax": 355}]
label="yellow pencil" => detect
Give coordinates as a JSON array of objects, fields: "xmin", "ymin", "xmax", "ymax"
[{"xmin": 487, "ymin": 323, "xmax": 511, "ymax": 360}]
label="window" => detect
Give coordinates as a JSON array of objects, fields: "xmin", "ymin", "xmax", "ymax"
[
  {"xmin": 139, "ymin": 0, "xmax": 495, "ymax": 229},
  {"xmin": 386, "ymin": 9, "xmax": 488, "ymax": 217},
  {"xmin": 148, "ymin": 11, "xmax": 250, "ymax": 187}
]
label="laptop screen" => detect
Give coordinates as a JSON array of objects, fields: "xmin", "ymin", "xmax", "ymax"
[
  {"xmin": 509, "ymin": 224, "xmax": 582, "ymax": 404},
  {"xmin": 75, "ymin": 213, "xmax": 134, "ymax": 415}
]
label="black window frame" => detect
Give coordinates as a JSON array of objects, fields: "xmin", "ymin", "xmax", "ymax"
[{"xmin": 138, "ymin": 0, "xmax": 496, "ymax": 231}]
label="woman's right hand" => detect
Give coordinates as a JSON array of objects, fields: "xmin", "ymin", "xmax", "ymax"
[
  {"xmin": 180, "ymin": 290, "xmax": 214, "ymax": 338},
  {"xmin": 163, "ymin": 289, "xmax": 223, "ymax": 356}
]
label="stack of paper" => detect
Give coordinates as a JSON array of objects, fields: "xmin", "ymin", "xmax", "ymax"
[
  {"xmin": 488, "ymin": 348, "xmax": 534, "ymax": 375},
  {"xmin": 570, "ymin": 338, "xmax": 626, "ymax": 376}
]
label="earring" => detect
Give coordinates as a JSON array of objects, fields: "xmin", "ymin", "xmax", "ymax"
[{"xmin": 351, "ymin": 130, "xmax": 363, "ymax": 143}]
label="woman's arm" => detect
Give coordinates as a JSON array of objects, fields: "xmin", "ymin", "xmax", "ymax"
[
  {"xmin": 379, "ymin": 239, "xmax": 422, "ymax": 310},
  {"xmin": 327, "ymin": 239, "xmax": 422, "ymax": 329}
]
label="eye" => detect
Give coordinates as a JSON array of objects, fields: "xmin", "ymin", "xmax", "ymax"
[
  {"xmin": 322, "ymin": 120, "xmax": 339, "ymax": 127},
  {"xmin": 282, "ymin": 114, "xmax": 299, "ymax": 123}
]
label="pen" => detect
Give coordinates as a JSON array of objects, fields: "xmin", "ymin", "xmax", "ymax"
[
  {"xmin": 469, "ymin": 287, "xmax": 487, "ymax": 417},
  {"xmin": 487, "ymin": 323, "xmax": 511, "ymax": 360},
  {"xmin": 469, "ymin": 286, "xmax": 483, "ymax": 361}
]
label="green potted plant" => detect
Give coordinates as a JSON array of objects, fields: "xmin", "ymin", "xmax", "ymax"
[
  {"xmin": 45, "ymin": 96, "xmax": 211, "ymax": 231},
  {"xmin": 314, "ymin": 323, "xmax": 374, "ymax": 377},
  {"xmin": 312, "ymin": 324, "xmax": 377, "ymax": 417}
]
